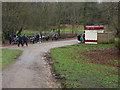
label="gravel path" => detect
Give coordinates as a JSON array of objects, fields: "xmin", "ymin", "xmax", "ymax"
[{"xmin": 2, "ymin": 39, "xmax": 78, "ymax": 88}]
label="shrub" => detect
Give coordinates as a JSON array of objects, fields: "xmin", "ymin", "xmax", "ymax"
[{"xmin": 109, "ymin": 39, "xmax": 115, "ymax": 44}]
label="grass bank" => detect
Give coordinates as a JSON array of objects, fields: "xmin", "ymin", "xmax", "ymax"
[
  {"xmin": 17, "ymin": 25, "xmax": 107, "ymax": 36},
  {"xmin": 1, "ymin": 49, "xmax": 22, "ymax": 69},
  {"xmin": 50, "ymin": 44, "xmax": 118, "ymax": 88},
  {"xmin": 18, "ymin": 27, "xmax": 84, "ymax": 36}
]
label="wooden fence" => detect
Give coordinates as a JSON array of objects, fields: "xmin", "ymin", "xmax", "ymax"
[{"xmin": 97, "ymin": 32, "xmax": 115, "ymax": 43}]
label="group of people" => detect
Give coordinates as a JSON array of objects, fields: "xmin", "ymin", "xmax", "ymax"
[
  {"xmin": 8, "ymin": 33, "xmax": 57, "ymax": 47},
  {"xmin": 8, "ymin": 33, "xmax": 85, "ymax": 46},
  {"xmin": 30, "ymin": 34, "xmax": 42, "ymax": 44},
  {"xmin": 77, "ymin": 34, "xmax": 85, "ymax": 43},
  {"xmin": 52, "ymin": 34, "xmax": 58, "ymax": 40},
  {"xmin": 8, "ymin": 34, "xmax": 29, "ymax": 47},
  {"xmin": 42, "ymin": 35, "xmax": 50, "ymax": 41}
]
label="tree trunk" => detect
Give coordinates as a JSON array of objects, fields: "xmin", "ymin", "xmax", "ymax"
[
  {"xmin": 58, "ymin": 24, "xmax": 61, "ymax": 38},
  {"xmin": 58, "ymin": 28, "xmax": 61, "ymax": 38},
  {"xmin": 72, "ymin": 24, "xmax": 74, "ymax": 34},
  {"xmin": 17, "ymin": 27, "xmax": 23, "ymax": 36}
]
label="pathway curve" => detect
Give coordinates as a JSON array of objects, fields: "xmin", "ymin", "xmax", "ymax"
[{"xmin": 2, "ymin": 39, "xmax": 78, "ymax": 88}]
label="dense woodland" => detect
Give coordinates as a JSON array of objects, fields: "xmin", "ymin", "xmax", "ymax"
[{"xmin": 2, "ymin": 2, "xmax": 119, "ymax": 40}]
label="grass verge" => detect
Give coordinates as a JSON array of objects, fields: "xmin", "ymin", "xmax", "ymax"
[
  {"xmin": 18, "ymin": 28, "xmax": 84, "ymax": 36},
  {"xmin": 1, "ymin": 49, "xmax": 22, "ymax": 69},
  {"xmin": 50, "ymin": 44, "xmax": 118, "ymax": 88}
]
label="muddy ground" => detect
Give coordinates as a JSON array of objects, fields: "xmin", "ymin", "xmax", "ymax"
[{"xmin": 81, "ymin": 48, "xmax": 120, "ymax": 68}]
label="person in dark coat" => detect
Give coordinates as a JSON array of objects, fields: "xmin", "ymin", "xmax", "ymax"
[
  {"xmin": 8, "ymin": 35, "xmax": 12, "ymax": 44},
  {"xmin": 77, "ymin": 34, "xmax": 81, "ymax": 41},
  {"xmin": 34, "ymin": 34, "xmax": 36, "ymax": 43},
  {"xmin": 37, "ymin": 34, "xmax": 41, "ymax": 43},
  {"xmin": 52, "ymin": 34, "xmax": 55, "ymax": 40},
  {"xmin": 22, "ymin": 34, "xmax": 28, "ymax": 46},
  {"xmin": 48, "ymin": 35, "xmax": 50, "ymax": 40},
  {"xmin": 83, "ymin": 34, "xmax": 85, "ymax": 43},
  {"xmin": 13, "ymin": 34, "xmax": 16, "ymax": 37},
  {"xmin": 32, "ymin": 36, "xmax": 35, "ymax": 44},
  {"xmin": 13, "ymin": 36, "xmax": 17, "ymax": 44},
  {"xmin": 56, "ymin": 34, "xmax": 58, "ymax": 40},
  {"xmin": 45, "ymin": 35, "xmax": 48, "ymax": 41},
  {"xmin": 17, "ymin": 35, "xmax": 23, "ymax": 47},
  {"xmin": 36, "ymin": 34, "xmax": 40, "ymax": 43}
]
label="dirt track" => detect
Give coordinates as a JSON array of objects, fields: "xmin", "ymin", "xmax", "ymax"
[{"xmin": 2, "ymin": 39, "xmax": 77, "ymax": 88}]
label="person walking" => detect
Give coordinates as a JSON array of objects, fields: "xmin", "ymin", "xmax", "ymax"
[
  {"xmin": 55, "ymin": 34, "xmax": 58, "ymax": 40},
  {"xmin": 45, "ymin": 35, "xmax": 49, "ymax": 41},
  {"xmin": 17, "ymin": 35, "xmax": 23, "ymax": 47},
  {"xmin": 47, "ymin": 35, "xmax": 50, "ymax": 40},
  {"xmin": 30, "ymin": 36, "xmax": 33, "ymax": 44},
  {"xmin": 52, "ymin": 34, "xmax": 55, "ymax": 40},
  {"xmin": 77, "ymin": 34, "xmax": 81, "ymax": 43},
  {"xmin": 83, "ymin": 33, "xmax": 85, "ymax": 43},
  {"xmin": 39, "ymin": 35, "xmax": 42, "ymax": 43},
  {"xmin": 80, "ymin": 35, "xmax": 84, "ymax": 43},
  {"xmin": 34, "ymin": 34, "xmax": 36, "ymax": 43},
  {"xmin": 36, "ymin": 34, "xmax": 40, "ymax": 43},
  {"xmin": 22, "ymin": 34, "xmax": 28, "ymax": 46},
  {"xmin": 31, "ymin": 36, "xmax": 35, "ymax": 44},
  {"xmin": 13, "ymin": 36, "xmax": 18, "ymax": 44},
  {"xmin": 8, "ymin": 35, "xmax": 12, "ymax": 44}
]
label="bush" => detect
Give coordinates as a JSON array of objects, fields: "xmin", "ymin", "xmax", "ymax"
[{"xmin": 109, "ymin": 39, "xmax": 115, "ymax": 44}]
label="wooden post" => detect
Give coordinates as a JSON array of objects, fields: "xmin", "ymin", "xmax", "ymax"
[
  {"xmin": 108, "ymin": 33, "xmax": 109, "ymax": 43},
  {"xmin": 97, "ymin": 32, "xmax": 99, "ymax": 43}
]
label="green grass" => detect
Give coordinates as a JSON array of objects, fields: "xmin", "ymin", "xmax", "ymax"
[
  {"xmin": 50, "ymin": 27, "xmax": 84, "ymax": 33},
  {"xmin": 18, "ymin": 25, "xmax": 107, "ymax": 36},
  {"xmin": 1, "ymin": 49, "xmax": 22, "ymax": 69},
  {"xmin": 60, "ymin": 27, "xmax": 84, "ymax": 33},
  {"xmin": 50, "ymin": 44, "xmax": 118, "ymax": 88},
  {"xmin": 17, "ymin": 27, "xmax": 84, "ymax": 36},
  {"xmin": 16, "ymin": 30, "xmax": 40, "ymax": 36}
]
